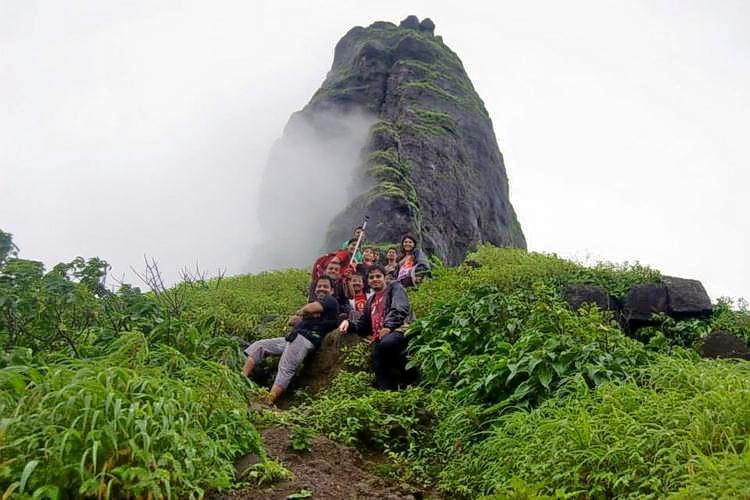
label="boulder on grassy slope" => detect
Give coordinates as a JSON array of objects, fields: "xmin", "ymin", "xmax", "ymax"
[
  {"xmin": 562, "ymin": 284, "xmax": 621, "ymax": 314},
  {"xmin": 622, "ymin": 276, "xmax": 713, "ymax": 331},
  {"xmin": 662, "ymin": 275, "xmax": 712, "ymax": 318},
  {"xmin": 699, "ymin": 331, "xmax": 750, "ymax": 360},
  {"xmin": 622, "ymin": 283, "xmax": 669, "ymax": 327}
]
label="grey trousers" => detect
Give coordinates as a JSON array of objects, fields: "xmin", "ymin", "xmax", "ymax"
[{"xmin": 244, "ymin": 335, "xmax": 315, "ymax": 390}]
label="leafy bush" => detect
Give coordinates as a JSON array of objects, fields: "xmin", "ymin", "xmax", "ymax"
[
  {"xmin": 710, "ymin": 297, "xmax": 750, "ymax": 343},
  {"xmin": 0, "ymin": 253, "xmax": 110, "ymax": 356},
  {"xmin": 286, "ymin": 372, "xmax": 427, "ymax": 451},
  {"xmin": 181, "ymin": 269, "xmax": 309, "ymax": 340},
  {"xmin": 0, "ymin": 332, "xmax": 263, "ymax": 499},
  {"xmin": 409, "ymin": 246, "xmax": 659, "ymax": 318},
  {"xmin": 438, "ymin": 356, "xmax": 750, "ymax": 498},
  {"xmin": 408, "ymin": 282, "xmax": 649, "ymax": 409}
]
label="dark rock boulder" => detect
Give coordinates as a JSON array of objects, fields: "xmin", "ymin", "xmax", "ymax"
[
  {"xmin": 699, "ymin": 331, "xmax": 750, "ymax": 360},
  {"xmin": 563, "ymin": 284, "xmax": 620, "ymax": 314},
  {"xmin": 622, "ymin": 283, "xmax": 669, "ymax": 329},
  {"xmin": 663, "ymin": 275, "xmax": 712, "ymax": 319}
]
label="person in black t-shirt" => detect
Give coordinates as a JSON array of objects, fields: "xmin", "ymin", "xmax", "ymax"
[
  {"xmin": 243, "ymin": 275, "xmax": 340, "ymax": 404},
  {"xmin": 307, "ymin": 259, "xmax": 350, "ymax": 317}
]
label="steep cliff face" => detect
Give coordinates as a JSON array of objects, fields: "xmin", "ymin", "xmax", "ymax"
[{"xmin": 258, "ymin": 16, "xmax": 525, "ymax": 267}]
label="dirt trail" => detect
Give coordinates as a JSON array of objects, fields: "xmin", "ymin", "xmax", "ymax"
[{"xmin": 224, "ymin": 426, "xmax": 429, "ymax": 500}]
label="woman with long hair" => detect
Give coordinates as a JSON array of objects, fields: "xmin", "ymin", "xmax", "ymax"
[{"xmin": 395, "ymin": 234, "xmax": 430, "ymax": 287}]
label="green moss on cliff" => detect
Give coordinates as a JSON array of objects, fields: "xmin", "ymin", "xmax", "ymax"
[
  {"xmin": 318, "ymin": 19, "xmax": 522, "ymax": 253},
  {"xmin": 402, "ymin": 80, "xmax": 463, "ymax": 106}
]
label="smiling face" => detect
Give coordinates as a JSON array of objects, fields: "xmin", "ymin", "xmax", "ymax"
[
  {"xmin": 325, "ymin": 261, "xmax": 341, "ymax": 280},
  {"xmin": 363, "ymin": 248, "xmax": 375, "ymax": 263},
  {"xmin": 347, "ymin": 241, "xmax": 357, "ymax": 253},
  {"xmin": 402, "ymin": 237, "xmax": 415, "ymax": 253},
  {"xmin": 386, "ymin": 248, "xmax": 397, "ymax": 261},
  {"xmin": 314, "ymin": 277, "xmax": 333, "ymax": 299},
  {"xmin": 350, "ymin": 274, "xmax": 363, "ymax": 293},
  {"xmin": 368, "ymin": 269, "xmax": 385, "ymax": 292}
]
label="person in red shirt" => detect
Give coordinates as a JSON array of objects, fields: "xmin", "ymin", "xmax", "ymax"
[
  {"xmin": 339, "ymin": 265, "xmax": 414, "ymax": 390},
  {"xmin": 347, "ymin": 273, "xmax": 373, "ymax": 320}
]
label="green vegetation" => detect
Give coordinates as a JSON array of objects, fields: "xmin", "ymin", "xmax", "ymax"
[
  {"xmin": 345, "ymin": 121, "xmax": 425, "ymax": 240},
  {"xmin": 264, "ymin": 246, "xmax": 750, "ymax": 498},
  {"xmin": 0, "ymin": 230, "xmax": 284, "ymax": 498},
  {"xmin": 181, "ymin": 269, "xmax": 309, "ymax": 339},
  {"xmin": 408, "ymin": 108, "xmax": 457, "ymax": 136},
  {"xmin": 2, "ymin": 229, "xmax": 750, "ymax": 498},
  {"xmin": 0, "ymin": 335, "xmax": 262, "ymax": 498}
]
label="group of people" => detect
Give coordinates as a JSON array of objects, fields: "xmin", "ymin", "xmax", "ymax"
[{"xmin": 242, "ymin": 227, "xmax": 431, "ymax": 405}]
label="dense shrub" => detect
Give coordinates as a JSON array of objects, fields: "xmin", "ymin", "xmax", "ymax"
[
  {"xmin": 0, "ymin": 333, "xmax": 263, "ymax": 498},
  {"xmin": 409, "ymin": 246, "xmax": 660, "ymax": 317},
  {"xmin": 409, "ymin": 282, "xmax": 649, "ymax": 409},
  {"xmin": 181, "ymin": 269, "xmax": 309, "ymax": 340},
  {"xmin": 438, "ymin": 356, "xmax": 750, "ymax": 498},
  {"xmin": 4, "ymin": 227, "xmax": 749, "ymax": 499}
]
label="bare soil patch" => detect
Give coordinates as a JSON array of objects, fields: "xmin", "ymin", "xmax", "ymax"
[{"xmin": 224, "ymin": 426, "xmax": 430, "ymax": 500}]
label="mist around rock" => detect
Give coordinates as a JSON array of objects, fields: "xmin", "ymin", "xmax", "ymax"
[{"xmin": 248, "ymin": 110, "xmax": 376, "ymax": 272}]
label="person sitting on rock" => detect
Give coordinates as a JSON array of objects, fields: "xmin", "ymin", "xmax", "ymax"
[
  {"xmin": 338, "ymin": 265, "xmax": 415, "ymax": 390},
  {"xmin": 395, "ymin": 234, "xmax": 431, "ymax": 287},
  {"xmin": 243, "ymin": 275, "xmax": 340, "ymax": 404},
  {"xmin": 308, "ymin": 259, "xmax": 351, "ymax": 317}
]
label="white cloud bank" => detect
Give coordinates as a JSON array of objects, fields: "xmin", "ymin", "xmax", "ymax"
[{"xmin": 1, "ymin": 1, "xmax": 748, "ymax": 299}]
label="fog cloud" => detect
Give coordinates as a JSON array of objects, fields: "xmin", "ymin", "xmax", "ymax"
[
  {"xmin": 251, "ymin": 111, "xmax": 376, "ymax": 271},
  {"xmin": 1, "ymin": 1, "xmax": 748, "ymax": 300}
]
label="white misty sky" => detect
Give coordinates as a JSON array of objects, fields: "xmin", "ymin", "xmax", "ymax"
[{"xmin": 1, "ymin": 1, "xmax": 748, "ymax": 300}]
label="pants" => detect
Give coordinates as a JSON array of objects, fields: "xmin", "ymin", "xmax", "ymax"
[
  {"xmin": 371, "ymin": 331, "xmax": 408, "ymax": 390},
  {"xmin": 244, "ymin": 335, "xmax": 314, "ymax": 390}
]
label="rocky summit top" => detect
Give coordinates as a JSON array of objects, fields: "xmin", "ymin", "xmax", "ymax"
[{"xmin": 257, "ymin": 17, "xmax": 526, "ymax": 267}]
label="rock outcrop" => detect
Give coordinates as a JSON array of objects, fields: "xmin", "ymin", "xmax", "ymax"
[
  {"xmin": 700, "ymin": 331, "xmax": 750, "ymax": 360},
  {"xmin": 257, "ymin": 16, "xmax": 526, "ymax": 266},
  {"xmin": 621, "ymin": 277, "xmax": 713, "ymax": 330},
  {"xmin": 562, "ymin": 284, "xmax": 620, "ymax": 314}
]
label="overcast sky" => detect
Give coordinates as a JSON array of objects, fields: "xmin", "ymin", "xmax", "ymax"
[{"xmin": 1, "ymin": 1, "xmax": 748, "ymax": 300}]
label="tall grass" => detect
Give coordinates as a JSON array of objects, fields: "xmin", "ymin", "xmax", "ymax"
[
  {"xmin": 181, "ymin": 269, "xmax": 309, "ymax": 340},
  {"xmin": 438, "ymin": 356, "xmax": 750, "ymax": 498},
  {"xmin": 0, "ymin": 333, "xmax": 263, "ymax": 499}
]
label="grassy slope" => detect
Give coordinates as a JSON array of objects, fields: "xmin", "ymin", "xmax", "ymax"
[{"xmin": 3, "ymin": 246, "xmax": 750, "ymax": 498}]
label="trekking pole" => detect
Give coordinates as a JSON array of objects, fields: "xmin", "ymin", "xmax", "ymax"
[{"xmin": 350, "ymin": 216, "xmax": 369, "ymax": 269}]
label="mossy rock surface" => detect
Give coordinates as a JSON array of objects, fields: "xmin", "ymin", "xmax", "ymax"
[{"xmin": 259, "ymin": 16, "xmax": 526, "ymax": 265}]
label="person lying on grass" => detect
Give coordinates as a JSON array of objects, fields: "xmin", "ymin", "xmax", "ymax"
[
  {"xmin": 338, "ymin": 265, "xmax": 415, "ymax": 390},
  {"xmin": 242, "ymin": 275, "xmax": 340, "ymax": 405}
]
